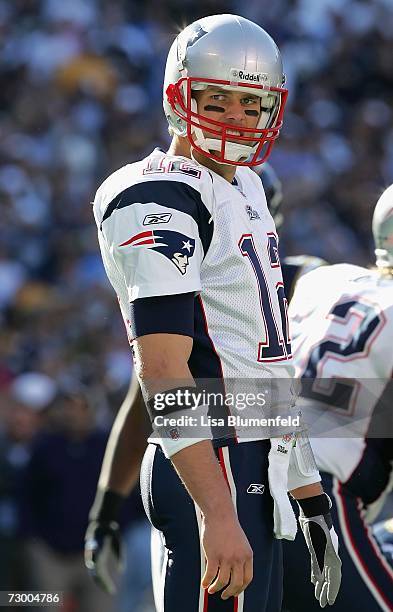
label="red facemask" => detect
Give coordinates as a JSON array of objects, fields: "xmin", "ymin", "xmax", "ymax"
[{"xmin": 166, "ymin": 76, "xmax": 288, "ymax": 166}]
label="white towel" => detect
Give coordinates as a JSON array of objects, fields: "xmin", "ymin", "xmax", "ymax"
[{"xmin": 268, "ymin": 435, "xmax": 297, "ymax": 540}]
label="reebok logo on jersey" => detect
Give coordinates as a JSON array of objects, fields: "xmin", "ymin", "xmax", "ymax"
[
  {"xmin": 143, "ymin": 213, "xmax": 172, "ymax": 226},
  {"xmin": 247, "ymin": 484, "xmax": 265, "ymax": 495},
  {"xmin": 119, "ymin": 229, "xmax": 196, "ymax": 275},
  {"xmin": 245, "ymin": 205, "xmax": 260, "ymax": 221}
]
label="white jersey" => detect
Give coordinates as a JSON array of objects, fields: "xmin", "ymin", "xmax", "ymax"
[
  {"xmin": 93, "ymin": 148, "xmax": 295, "ymax": 441},
  {"xmin": 289, "ymin": 263, "xmax": 393, "ymax": 482}
]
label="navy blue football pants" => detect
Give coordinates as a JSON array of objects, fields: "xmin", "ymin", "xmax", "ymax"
[
  {"xmin": 282, "ymin": 472, "xmax": 393, "ymax": 612},
  {"xmin": 140, "ymin": 440, "xmax": 283, "ymax": 612}
]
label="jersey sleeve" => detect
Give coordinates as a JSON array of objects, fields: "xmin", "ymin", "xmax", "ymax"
[{"xmin": 98, "ymin": 179, "xmax": 212, "ymax": 301}]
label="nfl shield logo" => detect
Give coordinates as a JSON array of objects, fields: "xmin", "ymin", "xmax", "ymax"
[{"xmin": 169, "ymin": 428, "xmax": 180, "ymax": 440}]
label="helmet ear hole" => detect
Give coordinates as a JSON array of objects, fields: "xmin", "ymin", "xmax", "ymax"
[
  {"xmin": 165, "ymin": 83, "xmax": 187, "ymax": 135},
  {"xmin": 167, "ymin": 115, "xmax": 186, "ymax": 136}
]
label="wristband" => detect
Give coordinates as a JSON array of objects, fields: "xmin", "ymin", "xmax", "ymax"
[
  {"xmin": 159, "ymin": 432, "xmax": 212, "ymax": 459},
  {"xmin": 147, "ymin": 386, "xmax": 212, "ymax": 458}
]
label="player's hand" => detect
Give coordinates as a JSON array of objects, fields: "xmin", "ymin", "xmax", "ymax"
[
  {"xmin": 299, "ymin": 498, "xmax": 341, "ymax": 607},
  {"xmin": 84, "ymin": 520, "xmax": 124, "ymax": 594},
  {"xmin": 200, "ymin": 514, "xmax": 253, "ymax": 600}
]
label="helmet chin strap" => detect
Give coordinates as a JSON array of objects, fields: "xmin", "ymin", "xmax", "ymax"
[{"xmin": 190, "ymin": 98, "xmax": 257, "ymax": 164}]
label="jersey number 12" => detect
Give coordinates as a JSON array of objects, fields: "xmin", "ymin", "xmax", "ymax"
[{"xmin": 239, "ymin": 233, "xmax": 291, "ymax": 362}]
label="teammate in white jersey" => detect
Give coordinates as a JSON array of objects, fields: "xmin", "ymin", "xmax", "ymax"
[
  {"xmin": 86, "ymin": 15, "xmax": 341, "ymax": 611},
  {"xmin": 282, "ymin": 185, "xmax": 393, "ymax": 612}
]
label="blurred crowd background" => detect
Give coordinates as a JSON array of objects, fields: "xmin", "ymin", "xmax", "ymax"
[{"xmin": 1, "ymin": 0, "xmax": 393, "ymax": 610}]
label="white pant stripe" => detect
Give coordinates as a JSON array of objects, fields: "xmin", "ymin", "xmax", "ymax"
[{"xmin": 150, "ymin": 526, "xmax": 167, "ymax": 612}]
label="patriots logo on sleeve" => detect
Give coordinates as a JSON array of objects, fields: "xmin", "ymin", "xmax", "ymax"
[{"xmin": 119, "ymin": 230, "xmax": 196, "ymax": 275}]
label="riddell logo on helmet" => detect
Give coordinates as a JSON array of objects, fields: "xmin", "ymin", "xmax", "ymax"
[{"xmin": 230, "ymin": 68, "xmax": 269, "ymax": 83}]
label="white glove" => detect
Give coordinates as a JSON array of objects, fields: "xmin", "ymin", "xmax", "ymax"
[{"xmin": 298, "ymin": 494, "xmax": 342, "ymax": 608}]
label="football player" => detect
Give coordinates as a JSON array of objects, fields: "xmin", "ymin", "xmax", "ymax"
[
  {"xmin": 282, "ymin": 185, "xmax": 393, "ymax": 611},
  {"xmin": 84, "ymin": 162, "xmax": 325, "ymax": 601},
  {"xmin": 87, "ymin": 15, "xmax": 341, "ymax": 611},
  {"xmin": 84, "ymin": 162, "xmax": 307, "ymax": 600}
]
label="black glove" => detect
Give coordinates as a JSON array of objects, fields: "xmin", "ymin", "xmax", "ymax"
[
  {"xmin": 84, "ymin": 489, "xmax": 125, "ymax": 594},
  {"xmin": 297, "ymin": 493, "xmax": 342, "ymax": 608}
]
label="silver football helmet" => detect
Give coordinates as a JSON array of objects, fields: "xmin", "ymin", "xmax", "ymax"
[
  {"xmin": 163, "ymin": 14, "xmax": 287, "ymax": 166},
  {"xmin": 373, "ymin": 184, "xmax": 393, "ymax": 270}
]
